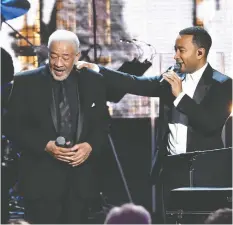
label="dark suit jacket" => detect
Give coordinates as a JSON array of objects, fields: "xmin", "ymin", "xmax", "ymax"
[
  {"xmin": 99, "ymin": 64, "xmax": 232, "ymax": 179},
  {"xmin": 3, "ymin": 65, "xmax": 109, "ymax": 200}
]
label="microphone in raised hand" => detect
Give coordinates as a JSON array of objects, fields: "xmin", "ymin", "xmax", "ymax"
[{"xmin": 160, "ymin": 62, "xmax": 181, "ymax": 83}]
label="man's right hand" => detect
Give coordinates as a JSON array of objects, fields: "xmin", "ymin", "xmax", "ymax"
[
  {"xmin": 45, "ymin": 141, "xmax": 75, "ymax": 163},
  {"xmin": 75, "ymin": 61, "xmax": 100, "ymax": 72}
]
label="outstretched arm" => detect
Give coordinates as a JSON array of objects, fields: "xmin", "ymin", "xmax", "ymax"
[{"xmin": 76, "ymin": 61, "xmax": 164, "ymax": 98}]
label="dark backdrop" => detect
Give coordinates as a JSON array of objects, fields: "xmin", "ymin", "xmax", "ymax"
[{"xmin": 97, "ymin": 118, "xmax": 156, "ymax": 211}]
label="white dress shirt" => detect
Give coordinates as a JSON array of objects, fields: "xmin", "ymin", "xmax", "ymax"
[{"xmin": 167, "ymin": 62, "xmax": 208, "ymax": 155}]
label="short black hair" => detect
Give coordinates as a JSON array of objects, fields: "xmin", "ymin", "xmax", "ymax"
[{"xmin": 179, "ymin": 26, "xmax": 212, "ymax": 56}]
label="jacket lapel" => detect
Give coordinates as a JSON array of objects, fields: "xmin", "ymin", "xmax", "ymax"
[
  {"xmin": 186, "ymin": 64, "xmax": 214, "ymax": 151},
  {"xmin": 41, "ymin": 65, "xmax": 59, "ymax": 133},
  {"xmin": 75, "ymin": 73, "xmax": 84, "ymax": 143},
  {"xmin": 50, "ymin": 87, "xmax": 59, "ymax": 133},
  {"xmin": 192, "ymin": 64, "xmax": 213, "ymax": 104}
]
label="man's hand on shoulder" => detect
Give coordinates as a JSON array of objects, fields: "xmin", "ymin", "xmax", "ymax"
[
  {"xmin": 75, "ymin": 61, "xmax": 100, "ymax": 72},
  {"xmin": 45, "ymin": 141, "xmax": 75, "ymax": 163}
]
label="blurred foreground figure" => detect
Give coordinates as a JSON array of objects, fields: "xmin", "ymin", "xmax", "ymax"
[
  {"xmin": 104, "ymin": 203, "xmax": 152, "ymax": 224},
  {"xmin": 204, "ymin": 208, "xmax": 232, "ymax": 224}
]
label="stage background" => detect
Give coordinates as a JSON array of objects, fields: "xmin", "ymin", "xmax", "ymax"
[{"xmin": 1, "ymin": 0, "xmax": 232, "ymax": 212}]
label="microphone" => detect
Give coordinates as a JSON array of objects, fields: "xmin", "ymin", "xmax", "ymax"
[
  {"xmin": 55, "ymin": 136, "xmax": 66, "ymax": 147},
  {"xmin": 132, "ymin": 38, "xmax": 151, "ymax": 46},
  {"xmin": 159, "ymin": 63, "xmax": 181, "ymax": 83},
  {"xmin": 119, "ymin": 38, "xmax": 132, "ymax": 43}
]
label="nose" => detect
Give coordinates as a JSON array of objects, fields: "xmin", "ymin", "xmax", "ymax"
[
  {"xmin": 54, "ymin": 57, "xmax": 63, "ymax": 67},
  {"xmin": 174, "ymin": 50, "xmax": 181, "ymax": 61}
]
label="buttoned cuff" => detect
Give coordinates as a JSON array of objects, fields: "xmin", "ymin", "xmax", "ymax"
[
  {"xmin": 93, "ymin": 64, "xmax": 100, "ymax": 73},
  {"xmin": 174, "ymin": 92, "xmax": 185, "ymax": 106}
]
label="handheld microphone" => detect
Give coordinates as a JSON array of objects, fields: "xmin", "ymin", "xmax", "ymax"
[
  {"xmin": 159, "ymin": 63, "xmax": 181, "ymax": 83},
  {"xmin": 55, "ymin": 136, "xmax": 66, "ymax": 147}
]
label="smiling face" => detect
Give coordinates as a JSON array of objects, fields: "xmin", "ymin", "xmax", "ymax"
[
  {"xmin": 48, "ymin": 41, "xmax": 80, "ymax": 81},
  {"xmin": 174, "ymin": 34, "xmax": 206, "ymax": 74}
]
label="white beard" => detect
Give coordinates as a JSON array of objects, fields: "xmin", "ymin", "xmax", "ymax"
[
  {"xmin": 50, "ymin": 70, "xmax": 70, "ymax": 81},
  {"xmin": 49, "ymin": 60, "xmax": 75, "ymax": 81}
]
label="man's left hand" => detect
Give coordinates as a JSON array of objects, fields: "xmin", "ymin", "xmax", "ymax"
[
  {"xmin": 163, "ymin": 71, "xmax": 183, "ymax": 97},
  {"xmin": 68, "ymin": 142, "xmax": 92, "ymax": 167},
  {"xmin": 75, "ymin": 61, "xmax": 99, "ymax": 72}
]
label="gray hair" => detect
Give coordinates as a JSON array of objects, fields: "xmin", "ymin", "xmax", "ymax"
[
  {"xmin": 204, "ymin": 208, "xmax": 232, "ymax": 224},
  {"xmin": 104, "ymin": 203, "xmax": 152, "ymax": 224},
  {"xmin": 48, "ymin": 29, "xmax": 80, "ymax": 53}
]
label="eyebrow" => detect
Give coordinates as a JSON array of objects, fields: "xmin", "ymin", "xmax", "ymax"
[
  {"xmin": 174, "ymin": 46, "xmax": 186, "ymax": 50},
  {"xmin": 49, "ymin": 52, "xmax": 71, "ymax": 56},
  {"xmin": 49, "ymin": 51, "xmax": 58, "ymax": 55}
]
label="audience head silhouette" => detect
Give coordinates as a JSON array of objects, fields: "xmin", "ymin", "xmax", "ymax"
[
  {"xmin": 204, "ymin": 208, "xmax": 232, "ymax": 224},
  {"xmin": 104, "ymin": 203, "xmax": 152, "ymax": 224}
]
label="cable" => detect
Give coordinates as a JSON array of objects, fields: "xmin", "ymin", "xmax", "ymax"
[
  {"xmin": 3, "ymin": 21, "xmax": 34, "ymax": 46},
  {"xmin": 132, "ymin": 39, "xmax": 156, "ymax": 61},
  {"xmin": 92, "ymin": 0, "xmax": 98, "ymax": 63},
  {"xmin": 119, "ymin": 39, "xmax": 143, "ymax": 60},
  {"xmin": 107, "ymin": 134, "xmax": 133, "ymax": 203}
]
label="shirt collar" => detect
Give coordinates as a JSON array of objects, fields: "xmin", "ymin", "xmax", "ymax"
[{"xmin": 187, "ymin": 62, "xmax": 208, "ymax": 82}]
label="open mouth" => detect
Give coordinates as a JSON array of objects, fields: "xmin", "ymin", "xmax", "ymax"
[
  {"xmin": 176, "ymin": 62, "xmax": 184, "ymax": 69},
  {"xmin": 176, "ymin": 61, "xmax": 183, "ymax": 65},
  {"xmin": 54, "ymin": 68, "xmax": 65, "ymax": 76}
]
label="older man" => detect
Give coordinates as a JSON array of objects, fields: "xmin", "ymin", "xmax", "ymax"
[{"xmin": 3, "ymin": 29, "xmax": 109, "ymax": 224}]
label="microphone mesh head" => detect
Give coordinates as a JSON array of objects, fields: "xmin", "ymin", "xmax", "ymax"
[
  {"xmin": 174, "ymin": 63, "xmax": 181, "ymax": 72},
  {"xmin": 56, "ymin": 136, "xmax": 66, "ymax": 146}
]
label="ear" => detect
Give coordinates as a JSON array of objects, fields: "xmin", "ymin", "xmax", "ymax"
[{"xmin": 197, "ymin": 48, "xmax": 205, "ymax": 58}]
